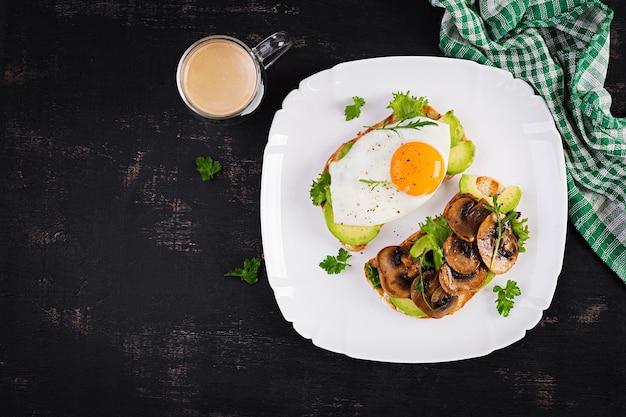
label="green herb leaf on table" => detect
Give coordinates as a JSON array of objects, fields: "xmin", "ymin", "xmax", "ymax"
[
  {"xmin": 493, "ymin": 279, "xmax": 521, "ymax": 317},
  {"xmin": 225, "ymin": 257, "xmax": 262, "ymax": 285},
  {"xmin": 344, "ymin": 96, "xmax": 366, "ymax": 121},
  {"xmin": 319, "ymin": 248, "xmax": 352, "ymax": 274},
  {"xmin": 196, "ymin": 156, "xmax": 222, "ymax": 181}
]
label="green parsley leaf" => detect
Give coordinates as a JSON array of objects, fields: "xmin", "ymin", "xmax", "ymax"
[
  {"xmin": 386, "ymin": 91, "xmax": 429, "ymax": 121},
  {"xmin": 493, "ymin": 279, "xmax": 521, "ymax": 317},
  {"xmin": 344, "ymin": 96, "xmax": 366, "ymax": 121},
  {"xmin": 225, "ymin": 257, "xmax": 262, "ymax": 285},
  {"xmin": 319, "ymin": 248, "xmax": 352, "ymax": 274},
  {"xmin": 196, "ymin": 156, "xmax": 222, "ymax": 181},
  {"xmin": 309, "ymin": 171, "xmax": 331, "ymax": 206}
]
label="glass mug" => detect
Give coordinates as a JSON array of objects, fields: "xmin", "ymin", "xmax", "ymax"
[{"xmin": 176, "ymin": 31, "xmax": 293, "ymax": 124}]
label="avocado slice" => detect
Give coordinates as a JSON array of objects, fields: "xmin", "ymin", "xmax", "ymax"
[
  {"xmin": 497, "ymin": 185, "xmax": 523, "ymax": 213},
  {"xmin": 323, "ymin": 201, "xmax": 381, "ymax": 246},
  {"xmin": 409, "ymin": 234, "xmax": 434, "ymax": 258},
  {"xmin": 337, "ymin": 141, "xmax": 355, "ymax": 160},
  {"xmin": 447, "ymin": 140, "xmax": 476, "ymax": 175},
  {"xmin": 458, "ymin": 174, "xmax": 522, "ymax": 212},
  {"xmin": 480, "ymin": 271, "xmax": 496, "ymax": 289},
  {"xmin": 388, "ymin": 295, "xmax": 427, "ymax": 317},
  {"xmin": 458, "ymin": 174, "xmax": 484, "ymax": 198},
  {"xmin": 438, "ymin": 110, "xmax": 465, "ymax": 147}
]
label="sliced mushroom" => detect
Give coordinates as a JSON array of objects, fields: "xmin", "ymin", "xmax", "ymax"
[
  {"xmin": 410, "ymin": 270, "xmax": 458, "ymax": 319},
  {"xmin": 438, "ymin": 263, "xmax": 489, "ymax": 296},
  {"xmin": 476, "ymin": 213, "xmax": 519, "ymax": 274},
  {"xmin": 443, "ymin": 193, "xmax": 492, "ymax": 242},
  {"xmin": 442, "ymin": 232, "xmax": 481, "ymax": 274},
  {"xmin": 376, "ymin": 246, "xmax": 416, "ymax": 298}
]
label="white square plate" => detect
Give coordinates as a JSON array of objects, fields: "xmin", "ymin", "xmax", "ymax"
[{"xmin": 261, "ymin": 56, "xmax": 567, "ymax": 363}]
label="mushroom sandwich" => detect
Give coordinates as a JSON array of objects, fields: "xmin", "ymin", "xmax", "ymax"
[{"xmin": 364, "ymin": 175, "xmax": 530, "ymax": 319}]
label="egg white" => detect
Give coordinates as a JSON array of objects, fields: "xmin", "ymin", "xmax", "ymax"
[{"xmin": 328, "ymin": 116, "xmax": 450, "ymax": 226}]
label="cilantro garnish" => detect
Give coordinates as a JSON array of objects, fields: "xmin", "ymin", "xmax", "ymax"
[
  {"xmin": 225, "ymin": 257, "xmax": 262, "ymax": 285},
  {"xmin": 386, "ymin": 91, "xmax": 429, "ymax": 121},
  {"xmin": 493, "ymin": 279, "xmax": 521, "ymax": 317},
  {"xmin": 196, "ymin": 156, "xmax": 222, "ymax": 181},
  {"xmin": 309, "ymin": 171, "xmax": 330, "ymax": 206},
  {"xmin": 344, "ymin": 96, "xmax": 366, "ymax": 121},
  {"xmin": 319, "ymin": 248, "xmax": 352, "ymax": 274}
]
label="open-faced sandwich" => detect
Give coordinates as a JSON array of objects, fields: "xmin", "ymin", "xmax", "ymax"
[
  {"xmin": 364, "ymin": 175, "xmax": 529, "ymax": 319},
  {"xmin": 309, "ymin": 92, "xmax": 476, "ymax": 251}
]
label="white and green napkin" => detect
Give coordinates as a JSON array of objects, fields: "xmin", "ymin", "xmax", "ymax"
[{"xmin": 430, "ymin": 0, "xmax": 626, "ymax": 283}]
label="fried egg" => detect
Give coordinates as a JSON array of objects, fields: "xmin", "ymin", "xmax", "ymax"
[{"xmin": 328, "ymin": 116, "xmax": 450, "ymax": 226}]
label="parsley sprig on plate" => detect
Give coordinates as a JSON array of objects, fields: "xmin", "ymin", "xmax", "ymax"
[
  {"xmin": 493, "ymin": 279, "xmax": 521, "ymax": 317},
  {"xmin": 319, "ymin": 248, "xmax": 352, "ymax": 274},
  {"xmin": 344, "ymin": 96, "xmax": 365, "ymax": 121}
]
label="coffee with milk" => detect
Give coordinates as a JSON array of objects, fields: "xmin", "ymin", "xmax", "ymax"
[{"xmin": 177, "ymin": 32, "xmax": 292, "ymax": 124}]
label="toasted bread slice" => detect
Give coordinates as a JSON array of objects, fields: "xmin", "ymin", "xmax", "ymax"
[
  {"xmin": 364, "ymin": 228, "xmax": 476, "ymax": 319},
  {"xmin": 322, "ymin": 105, "xmax": 445, "ymax": 173},
  {"xmin": 321, "ymin": 105, "xmax": 472, "ymax": 251}
]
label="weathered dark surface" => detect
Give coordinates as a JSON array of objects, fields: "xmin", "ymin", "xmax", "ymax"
[{"xmin": 1, "ymin": 1, "xmax": 625, "ymax": 416}]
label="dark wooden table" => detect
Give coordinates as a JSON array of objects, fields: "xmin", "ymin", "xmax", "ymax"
[{"xmin": 1, "ymin": 1, "xmax": 625, "ymax": 416}]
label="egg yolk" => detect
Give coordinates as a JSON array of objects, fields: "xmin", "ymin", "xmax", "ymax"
[{"xmin": 390, "ymin": 142, "xmax": 445, "ymax": 196}]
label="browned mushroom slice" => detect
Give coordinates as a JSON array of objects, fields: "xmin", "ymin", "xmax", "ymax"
[
  {"xmin": 376, "ymin": 246, "xmax": 415, "ymax": 298},
  {"xmin": 438, "ymin": 263, "xmax": 489, "ymax": 295},
  {"xmin": 442, "ymin": 232, "xmax": 481, "ymax": 274},
  {"xmin": 476, "ymin": 213, "xmax": 519, "ymax": 274},
  {"xmin": 443, "ymin": 193, "xmax": 492, "ymax": 242},
  {"xmin": 410, "ymin": 270, "xmax": 459, "ymax": 319}
]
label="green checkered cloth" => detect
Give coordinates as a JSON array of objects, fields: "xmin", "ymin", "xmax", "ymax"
[{"xmin": 430, "ymin": 0, "xmax": 626, "ymax": 283}]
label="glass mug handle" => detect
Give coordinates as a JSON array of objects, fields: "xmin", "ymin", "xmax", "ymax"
[{"xmin": 253, "ymin": 31, "xmax": 293, "ymax": 70}]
